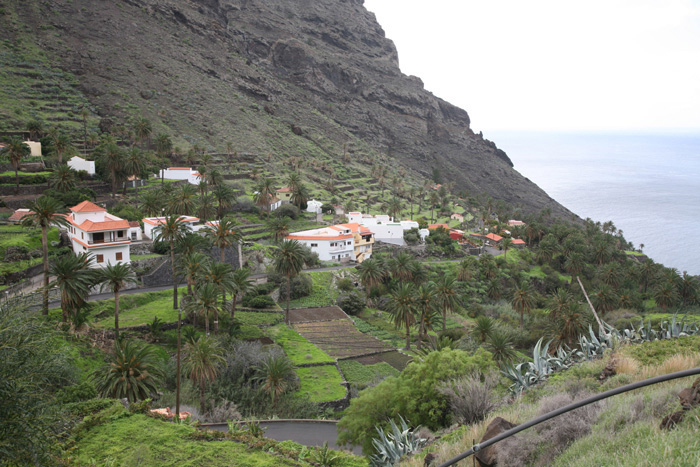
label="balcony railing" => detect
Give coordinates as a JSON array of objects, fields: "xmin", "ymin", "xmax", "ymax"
[{"xmin": 88, "ymin": 237, "xmax": 127, "ymax": 245}]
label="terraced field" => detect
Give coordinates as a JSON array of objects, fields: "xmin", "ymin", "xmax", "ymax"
[{"xmin": 294, "ymin": 319, "xmax": 391, "ymax": 358}]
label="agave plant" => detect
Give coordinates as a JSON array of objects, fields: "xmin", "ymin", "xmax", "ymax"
[{"xmin": 369, "ymin": 416, "xmax": 426, "ymax": 467}]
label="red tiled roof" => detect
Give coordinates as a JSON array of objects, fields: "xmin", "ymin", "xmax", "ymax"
[
  {"xmin": 512, "ymin": 238, "xmax": 526, "ymax": 245},
  {"xmin": 69, "ymin": 218, "xmax": 130, "ymax": 232},
  {"xmin": 286, "ymin": 234, "xmax": 353, "ymax": 241},
  {"xmin": 485, "ymin": 233, "xmax": 503, "ymax": 242},
  {"xmin": 276, "ymin": 187, "xmax": 292, "ymax": 193},
  {"xmin": 70, "ymin": 200, "xmax": 106, "ymax": 213},
  {"xmin": 128, "ymin": 221, "xmax": 140, "ymax": 228},
  {"xmin": 428, "ymin": 224, "xmax": 450, "ymax": 230},
  {"xmin": 8, "ymin": 209, "xmax": 32, "ymax": 221}
]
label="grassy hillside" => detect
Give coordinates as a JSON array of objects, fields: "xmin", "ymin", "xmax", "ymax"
[{"xmin": 402, "ymin": 337, "xmax": 700, "ymax": 466}]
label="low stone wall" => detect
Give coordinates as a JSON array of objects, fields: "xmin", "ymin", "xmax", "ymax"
[{"xmin": 1, "ymin": 262, "xmax": 44, "ymax": 285}]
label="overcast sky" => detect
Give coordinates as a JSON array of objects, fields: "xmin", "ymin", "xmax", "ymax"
[{"xmin": 363, "ymin": 0, "xmax": 700, "ymax": 133}]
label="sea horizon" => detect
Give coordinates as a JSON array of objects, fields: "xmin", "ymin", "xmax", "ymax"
[{"xmin": 487, "ymin": 130, "xmax": 700, "ymax": 276}]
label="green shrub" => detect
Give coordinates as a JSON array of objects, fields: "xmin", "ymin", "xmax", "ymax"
[
  {"xmin": 278, "ymin": 273, "xmax": 313, "ymax": 300},
  {"xmin": 337, "ymin": 277, "xmax": 355, "ymax": 292},
  {"xmin": 337, "ymin": 348, "xmax": 496, "ymax": 453},
  {"xmin": 56, "ymin": 381, "xmax": 97, "ymax": 404},
  {"xmin": 338, "ymin": 292, "xmax": 366, "ymax": 315},
  {"xmin": 242, "ymin": 294, "xmax": 276, "ymax": 309},
  {"xmin": 275, "ymin": 204, "xmax": 300, "ymax": 220}
]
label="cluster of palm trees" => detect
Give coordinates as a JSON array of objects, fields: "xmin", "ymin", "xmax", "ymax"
[
  {"xmin": 357, "ymin": 253, "xmax": 460, "ymax": 351},
  {"xmin": 253, "ymin": 172, "xmax": 310, "ymax": 217}
]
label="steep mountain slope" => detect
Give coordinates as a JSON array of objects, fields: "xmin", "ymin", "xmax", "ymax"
[{"xmin": 1, "ymin": 0, "xmax": 576, "ymax": 218}]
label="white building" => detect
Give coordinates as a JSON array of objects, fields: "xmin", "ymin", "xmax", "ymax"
[
  {"xmin": 65, "ymin": 201, "xmax": 131, "ymax": 267},
  {"xmin": 24, "ymin": 141, "xmax": 42, "ymax": 157},
  {"xmin": 128, "ymin": 221, "xmax": 143, "ymax": 241},
  {"xmin": 286, "ymin": 226, "xmax": 355, "ymax": 262},
  {"xmin": 286, "ymin": 223, "xmax": 374, "ymax": 263},
  {"xmin": 158, "ymin": 167, "xmax": 202, "ymax": 185},
  {"xmin": 306, "ymin": 199, "xmax": 323, "ymax": 214},
  {"xmin": 67, "ymin": 156, "xmax": 96, "ymax": 175},
  {"xmin": 347, "ymin": 211, "xmax": 419, "ymax": 246},
  {"xmin": 142, "ymin": 216, "xmax": 200, "ymax": 240}
]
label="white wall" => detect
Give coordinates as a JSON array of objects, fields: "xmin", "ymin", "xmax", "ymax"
[
  {"xmin": 158, "ymin": 168, "xmax": 200, "ymax": 185},
  {"xmin": 67, "ymin": 156, "xmax": 96, "ymax": 175},
  {"xmin": 70, "ymin": 239, "xmax": 130, "ymax": 268},
  {"xmin": 294, "ymin": 239, "xmax": 354, "ymax": 262},
  {"xmin": 24, "ymin": 141, "xmax": 42, "ymax": 157}
]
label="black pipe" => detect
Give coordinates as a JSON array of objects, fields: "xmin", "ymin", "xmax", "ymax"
[{"xmin": 437, "ymin": 367, "xmax": 700, "ymax": 467}]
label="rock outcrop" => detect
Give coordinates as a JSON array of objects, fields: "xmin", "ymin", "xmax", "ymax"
[{"xmin": 2, "ymin": 0, "xmax": 577, "ymax": 218}]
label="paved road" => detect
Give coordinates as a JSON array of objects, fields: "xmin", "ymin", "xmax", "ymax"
[{"xmin": 204, "ymin": 420, "xmax": 362, "ymax": 455}]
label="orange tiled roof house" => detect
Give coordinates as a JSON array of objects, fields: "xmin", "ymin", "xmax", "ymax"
[{"xmin": 65, "ymin": 201, "xmax": 131, "ymax": 267}]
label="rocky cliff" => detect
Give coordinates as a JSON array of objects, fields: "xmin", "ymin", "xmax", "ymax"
[{"xmin": 1, "ymin": 0, "xmax": 576, "ymax": 218}]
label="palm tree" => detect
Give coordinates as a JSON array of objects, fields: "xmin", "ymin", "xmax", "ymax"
[
  {"xmin": 547, "ymin": 288, "xmax": 574, "ymax": 320},
  {"xmin": 592, "ymin": 284, "xmax": 618, "ymax": 314},
  {"xmin": 139, "ymin": 191, "xmax": 163, "ymax": 217},
  {"xmin": 53, "ymin": 133, "xmax": 73, "ymax": 164},
  {"xmin": 183, "ymin": 337, "xmax": 225, "ymax": 413},
  {"xmin": 48, "ymin": 164, "xmax": 77, "ymax": 193},
  {"xmin": 154, "ymin": 216, "xmax": 189, "ymax": 309},
  {"xmin": 95, "ymin": 340, "xmax": 164, "ymax": 402},
  {"xmin": 536, "ymin": 234, "xmax": 559, "ymax": 264},
  {"xmin": 512, "ymin": 283, "xmax": 535, "ymax": 330},
  {"xmin": 253, "ymin": 177, "xmax": 275, "ymax": 217},
  {"xmin": 26, "ymin": 119, "xmax": 43, "ymax": 140},
  {"xmin": 654, "ymin": 282, "xmax": 679, "ymax": 312},
  {"xmin": 22, "ymin": 196, "xmax": 69, "ymax": 315},
  {"xmin": 388, "ymin": 282, "xmax": 417, "ymax": 350},
  {"xmin": 203, "ymin": 219, "xmax": 242, "ymax": 264},
  {"xmin": 386, "ymin": 197, "xmax": 403, "ymax": 221},
  {"xmin": 197, "ymin": 193, "xmax": 216, "ymax": 221},
  {"xmin": 414, "ymin": 283, "xmax": 435, "ymax": 350},
  {"xmin": 546, "ymin": 302, "xmax": 589, "ymax": 348},
  {"xmin": 286, "ymin": 172, "xmax": 301, "ymax": 192},
  {"xmin": 212, "ymin": 184, "xmax": 234, "ymax": 219},
  {"xmin": 134, "ymin": 117, "xmax": 152, "ymax": 149},
  {"xmin": 49, "ymin": 253, "xmax": 96, "ymax": 323},
  {"xmin": 230, "ymin": 268, "xmax": 253, "ymax": 320},
  {"xmin": 186, "ymin": 283, "xmax": 220, "ymax": 336},
  {"xmin": 155, "ymin": 133, "xmax": 172, "ymax": 183},
  {"xmin": 471, "ymin": 316, "xmax": 496, "ymax": 343},
  {"xmin": 169, "ymin": 184, "xmax": 198, "ymax": 216},
  {"xmin": 486, "ymin": 331, "xmax": 517, "ymax": 365},
  {"xmin": 390, "ymin": 252, "xmax": 413, "ymax": 282},
  {"xmin": 356, "ymin": 257, "xmax": 386, "ymax": 304},
  {"xmin": 97, "ymin": 263, "xmax": 138, "ymax": 339},
  {"xmin": 564, "ymin": 252, "xmax": 585, "ymax": 276},
  {"xmin": 435, "ymin": 275, "xmax": 459, "ymax": 333},
  {"xmin": 254, "ymin": 354, "xmax": 295, "ymax": 407},
  {"xmin": 274, "ymin": 240, "xmax": 306, "ymax": 325},
  {"xmin": 204, "ymin": 262, "xmax": 233, "ymax": 334},
  {"xmin": 291, "ymin": 183, "xmax": 310, "ymax": 210},
  {"xmin": 457, "ymin": 258, "xmax": 475, "ymax": 281},
  {"xmin": 267, "ymin": 216, "xmax": 292, "ymax": 243},
  {"xmin": 123, "ymin": 147, "xmax": 147, "ymax": 194},
  {"xmin": 429, "ymin": 191, "xmax": 440, "ymax": 222},
  {"xmin": 4, "ymin": 138, "xmax": 29, "ymax": 194},
  {"xmin": 100, "ymin": 143, "xmax": 124, "ymax": 198},
  {"xmin": 178, "ymin": 251, "xmax": 210, "ymax": 299}
]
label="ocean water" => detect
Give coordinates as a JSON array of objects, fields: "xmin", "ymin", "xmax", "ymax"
[{"xmin": 487, "ymin": 131, "xmax": 700, "ymax": 276}]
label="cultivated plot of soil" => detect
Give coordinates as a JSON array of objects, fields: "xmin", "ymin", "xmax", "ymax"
[
  {"xmin": 288, "ymin": 306, "xmax": 348, "ymax": 323},
  {"xmin": 294, "ymin": 319, "xmax": 391, "ymax": 358},
  {"xmin": 353, "ymin": 351, "xmax": 413, "ymax": 371}
]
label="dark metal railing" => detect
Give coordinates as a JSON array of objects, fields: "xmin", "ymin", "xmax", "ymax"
[{"xmin": 437, "ymin": 367, "xmax": 700, "ymax": 467}]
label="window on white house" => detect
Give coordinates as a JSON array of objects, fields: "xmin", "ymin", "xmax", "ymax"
[
  {"xmin": 116, "ymin": 252, "xmax": 123, "ymax": 261},
  {"xmin": 96, "ymin": 255, "xmax": 104, "ymax": 263},
  {"xmin": 311, "ymin": 243, "xmax": 318, "ymax": 247}
]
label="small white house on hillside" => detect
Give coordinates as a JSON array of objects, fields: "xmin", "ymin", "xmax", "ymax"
[
  {"xmin": 67, "ymin": 156, "xmax": 96, "ymax": 175},
  {"xmin": 65, "ymin": 201, "xmax": 131, "ymax": 267},
  {"xmin": 347, "ymin": 211, "xmax": 419, "ymax": 246},
  {"xmin": 307, "ymin": 199, "xmax": 323, "ymax": 214},
  {"xmin": 158, "ymin": 167, "xmax": 202, "ymax": 185}
]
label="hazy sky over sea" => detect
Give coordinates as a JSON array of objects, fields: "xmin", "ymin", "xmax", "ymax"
[{"xmin": 364, "ymin": 0, "xmax": 700, "ymax": 133}]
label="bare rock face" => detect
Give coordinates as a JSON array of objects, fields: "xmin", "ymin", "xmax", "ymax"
[
  {"xmin": 4, "ymin": 0, "xmax": 577, "ymax": 218},
  {"xmin": 475, "ymin": 417, "xmax": 517, "ymax": 467}
]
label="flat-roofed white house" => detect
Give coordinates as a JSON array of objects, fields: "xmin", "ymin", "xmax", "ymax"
[
  {"xmin": 286, "ymin": 223, "xmax": 374, "ymax": 263},
  {"xmin": 65, "ymin": 201, "xmax": 131, "ymax": 267},
  {"xmin": 347, "ymin": 211, "xmax": 418, "ymax": 246},
  {"xmin": 142, "ymin": 216, "xmax": 200, "ymax": 240},
  {"xmin": 286, "ymin": 226, "xmax": 355, "ymax": 263},
  {"xmin": 306, "ymin": 199, "xmax": 323, "ymax": 214},
  {"xmin": 158, "ymin": 167, "xmax": 202, "ymax": 185},
  {"xmin": 67, "ymin": 156, "xmax": 96, "ymax": 175}
]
